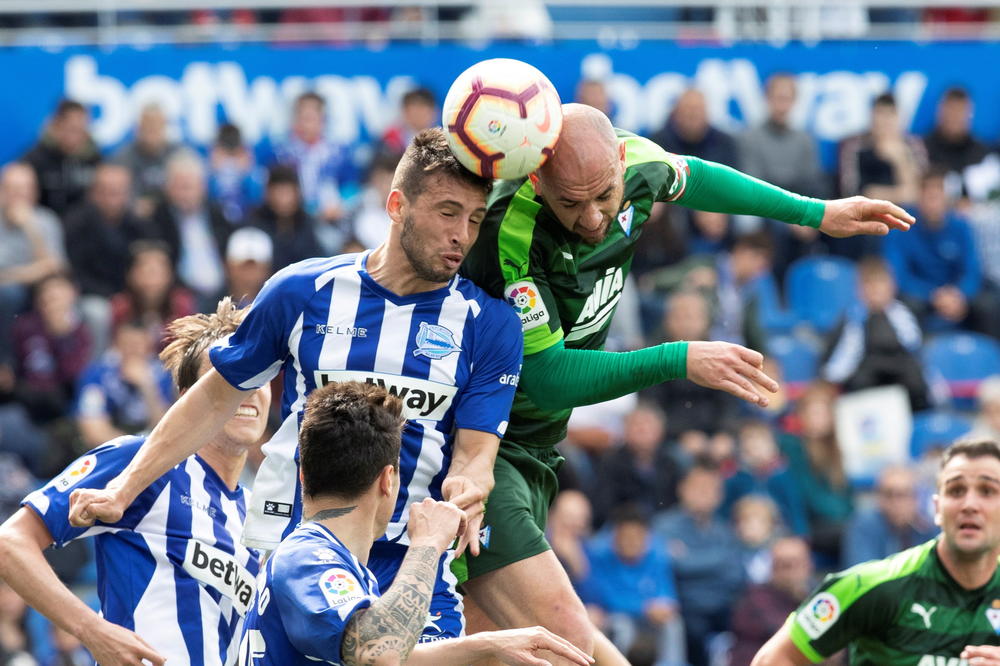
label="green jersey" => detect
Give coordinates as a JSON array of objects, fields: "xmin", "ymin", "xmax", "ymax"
[
  {"xmin": 789, "ymin": 539, "xmax": 1000, "ymax": 665},
  {"xmin": 461, "ymin": 130, "xmax": 689, "ymax": 447}
]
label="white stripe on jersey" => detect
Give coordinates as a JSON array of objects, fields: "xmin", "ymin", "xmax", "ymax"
[
  {"xmin": 318, "ymin": 269, "xmax": 362, "ymax": 370},
  {"xmin": 186, "ymin": 460, "xmax": 225, "ymax": 666},
  {"xmin": 374, "ymin": 301, "xmax": 415, "ymax": 374}
]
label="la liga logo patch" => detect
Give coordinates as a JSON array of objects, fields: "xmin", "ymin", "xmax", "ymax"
[
  {"xmin": 55, "ymin": 455, "xmax": 97, "ymax": 491},
  {"xmin": 319, "ymin": 568, "xmax": 363, "ymax": 608},
  {"xmin": 797, "ymin": 592, "xmax": 840, "ymax": 639},
  {"xmin": 506, "ymin": 281, "xmax": 549, "ymax": 331}
]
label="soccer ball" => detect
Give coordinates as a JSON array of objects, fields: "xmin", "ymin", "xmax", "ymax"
[{"xmin": 443, "ymin": 58, "xmax": 563, "ymax": 180}]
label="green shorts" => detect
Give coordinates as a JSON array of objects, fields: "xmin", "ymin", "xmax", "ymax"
[{"xmin": 452, "ymin": 441, "xmax": 563, "ymax": 585}]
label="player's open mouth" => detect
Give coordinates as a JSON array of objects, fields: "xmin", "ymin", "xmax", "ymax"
[
  {"xmin": 958, "ymin": 521, "xmax": 981, "ymax": 533},
  {"xmin": 442, "ymin": 253, "xmax": 463, "ymax": 269},
  {"xmin": 235, "ymin": 405, "xmax": 259, "ymax": 418}
]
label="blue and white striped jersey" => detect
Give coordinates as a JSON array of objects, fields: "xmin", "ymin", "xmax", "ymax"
[
  {"xmin": 22, "ymin": 436, "xmax": 260, "ymax": 666},
  {"xmin": 238, "ymin": 522, "xmax": 379, "ymax": 665},
  {"xmin": 210, "ymin": 251, "xmax": 523, "ymax": 551}
]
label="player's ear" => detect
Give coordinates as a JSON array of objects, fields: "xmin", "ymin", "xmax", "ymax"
[
  {"xmin": 378, "ymin": 465, "xmax": 395, "ymax": 498},
  {"xmin": 386, "ymin": 189, "xmax": 405, "ymax": 224},
  {"xmin": 618, "ymin": 140, "xmax": 626, "ymax": 163}
]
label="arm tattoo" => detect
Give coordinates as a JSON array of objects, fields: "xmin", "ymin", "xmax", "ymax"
[
  {"xmin": 305, "ymin": 506, "xmax": 356, "ymax": 522},
  {"xmin": 341, "ymin": 546, "xmax": 440, "ymax": 666}
]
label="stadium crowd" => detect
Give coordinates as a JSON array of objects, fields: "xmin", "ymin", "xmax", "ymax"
[{"xmin": 0, "ymin": 73, "xmax": 999, "ymax": 666}]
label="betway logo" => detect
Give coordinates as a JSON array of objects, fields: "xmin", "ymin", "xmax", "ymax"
[
  {"xmin": 566, "ymin": 267, "xmax": 624, "ymax": 342},
  {"xmin": 314, "ymin": 370, "xmax": 457, "ymax": 420},
  {"xmin": 182, "ymin": 540, "xmax": 254, "ymax": 616},
  {"xmin": 917, "ymin": 657, "xmax": 968, "ymax": 666}
]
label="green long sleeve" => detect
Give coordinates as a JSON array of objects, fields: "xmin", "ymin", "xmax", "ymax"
[
  {"xmin": 519, "ymin": 340, "xmax": 689, "ymax": 411},
  {"xmin": 678, "ymin": 156, "xmax": 826, "ymax": 228}
]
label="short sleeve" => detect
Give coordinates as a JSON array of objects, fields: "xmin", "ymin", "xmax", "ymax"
[
  {"xmin": 453, "ymin": 299, "xmax": 524, "ymax": 438},
  {"xmin": 273, "ymin": 562, "xmax": 377, "ymax": 661},
  {"xmin": 209, "ymin": 265, "xmax": 313, "ymax": 390},
  {"xmin": 788, "ymin": 571, "xmax": 889, "ymax": 662},
  {"xmin": 621, "ymin": 134, "xmax": 690, "ymax": 203},
  {"xmin": 22, "ymin": 438, "xmax": 144, "ymax": 547}
]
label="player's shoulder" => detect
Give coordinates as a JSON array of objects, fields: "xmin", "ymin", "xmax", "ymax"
[
  {"xmin": 453, "ymin": 277, "xmax": 521, "ymax": 328},
  {"xmin": 264, "ymin": 253, "xmax": 361, "ymax": 295},
  {"xmin": 825, "ymin": 539, "xmax": 937, "ymax": 602},
  {"xmin": 270, "ymin": 524, "xmax": 365, "ymax": 593}
]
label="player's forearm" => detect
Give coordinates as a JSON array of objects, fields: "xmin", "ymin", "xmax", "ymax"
[
  {"xmin": 404, "ymin": 634, "xmax": 497, "ymax": 665},
  {"xmin": 448, "ymin": 430, "xmax": 499, "ymax": 494},
  {"xmin": 341, "ymin": 545, "xmax": 442, "ymax": 666},
  {"xmin": 519, "ymin": 341, "xmax": 688, "ymax": 410},
  {"xmin": 115, "ymin": 370, "xmax": 246, "ymax": 503},
  {"xmin": 0, "ymin": 512, "xmax": 102, "ymax": 641},
  {"xmin": 678, "ymin": 157, "xmax": 826, "ymax": 228}
]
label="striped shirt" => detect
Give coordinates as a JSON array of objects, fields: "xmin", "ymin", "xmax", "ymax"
[
  {"xmin": 210, "ymin": 251, "xmax": 523, "ymax": 550},
  {"xmin": 22, "ymin": 436, "xmax": 259, "ymax": 666}
]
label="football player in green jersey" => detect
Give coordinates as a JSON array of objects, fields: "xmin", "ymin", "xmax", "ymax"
[
  {"xmin": 456, "ymin": 103, "xmax": 916, "ymax": 666},
  {"xmin": 753, "ymin": 439, "xmax": 1000, "ymax": 666}
]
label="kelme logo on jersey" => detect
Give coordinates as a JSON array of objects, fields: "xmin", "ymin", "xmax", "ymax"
[
  {"xmin": 412, "ymin": 321, "xmax": 461, "ymax": 360},
  {"xmin": 183, "ymin": 540, "xmax": 255, "ymax": 616},
  {"xmin": 797, "ymin": 592, "xmax": 840, "ymax": 639},
  {"xmin": 54, "ymin": 454, "xmax": 97, "ymax": 491},
  {"xmin": 506, "ymin": 280, "xmax": 549, "ymax": 331},
  {"xmin": 314, "ymin": 370, "xmax": 457, "ymax": 420},
  {"xmin": 566, "ymin": 267, "xmax": 624, "ymax": 343}
]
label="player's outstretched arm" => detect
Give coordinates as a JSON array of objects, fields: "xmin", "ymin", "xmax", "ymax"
[
  {"xmin": 750, "ymin": 623, "xmax": 813, "ymax": 666},
  {"xmin": 443, "ymin": 429, "xmax": 500, "ymax": 557},
  {"xmin": 0, "ymin": 508, "xmax": 166, "ymax": 666},
  {"xmin": 340, "ymin": 499, "xmax": 466, "ymax": 666},
  {"xmin": 818, "ymin": 195, "xmax": 914, "ymax": 238},
  {"xmin": 405, "ymin": 626, "xmax": 594, "ymax": 666},
  {"xmin": 68, "ymin": 369, "xmax": 248, "ymax": 527}
]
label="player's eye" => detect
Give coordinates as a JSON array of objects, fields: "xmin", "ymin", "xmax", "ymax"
[
  {"xmin": 597, "ymin": 192, "xmax": 612, "ymax": 200},
  {"xmin": 561, "ymin": 202, "xmax": 577, "ymax": 209}
]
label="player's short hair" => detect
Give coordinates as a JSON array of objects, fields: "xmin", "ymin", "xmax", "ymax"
[
  {"xmin": 940, "ymin": 439, "xmax": 1000, "ymax": 470},
  {"xmin": 402, "ymin": 87, "xmax": 436, "ymax": 108},
  {"xmin": 391, "ymin": 128, "xmax": 492, "ymax": 202},
  {"xmin": 160, "ymin": 297, "xmax": 247, "ymax": 393},
  {"xmin": 298, "ymin": 381, "xmax": 404, "ymax": 500}
]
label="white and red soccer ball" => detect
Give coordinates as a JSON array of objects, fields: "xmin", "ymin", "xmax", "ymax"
[{"xmin": 443, "ymin": 58, "xmax": 563, "ymax": 180}]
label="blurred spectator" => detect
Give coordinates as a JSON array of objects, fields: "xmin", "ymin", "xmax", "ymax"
[
  {"xmin": 0, "ymin": 580, "xmax": 35, "ymax": 666},
  {"xmin": 822, "ymin": 256, "xmax": 931, "ymax": 411},
  {"xmin": 642, "ymin": 290, "xmax": 740, "ymax": 439},
  {"xmin": 547, "ymin": 489, "xmax": 593, "ymax": 584},
  {"xmin": 653, "ymin": 461, "xmax": 743, "ymax": 666},
  {"xmin": 923, "ymin": 87, "xmax": 991, "ymax": 198},
  {"xmin": 75, "ymin": 320, "xmax": 173, "ymax": 448},
  {"xmin": 739, "ymin": 73, "xmax": 828, "ymax": 199},
  {"xmin": 884, "ymin": 168, "xmax": 992, "ymax": 334},
  {"xmin": 591, "ymin": 403, "xmax": 680, "ymax": 527},
  {"xmin": 246, "ymin": 164, "xmax": 323, "ymax": 271},
  {"xmin": 779, "ymin": 381, "xmax": 853, "ymax": 564},
  {"xmin": 207, "ymin": 123, "xmax": 265, "ymax": 225},
  {"xmin": 45, "ymin": 626, "xmax": 90, "ymax": 666},
  {"xmin": 22, "ymin": 99, "xmax": 100, "ymax": 218},
  {"xmin": 0, "ymin": 453, "xmax": 35, "ymax": 523},
  {"xmin": 350, "ymin": 152, "xmax": 397, "ymax": 250},
  {"xmin": 150, "ymin": 150, "xmax": 229, "ymax": 310},
  {"xmin": 0, "ymin": 163, "xmax": 65, "ymax": 365},
  {"xmin": 575, "ymin": 79, "xmax": 612, "ymax": 118},
  {"xmin": 273, "ymin": 91, "xmax": 355, "ymax": 228},
  {"xmin": 841, "ymin": 465, "xmax": 937, "ymax": 567},
  {"xmin": 582, "ymin": 506, "xmax": 684, "ymax": 666},
  {"xmin": 224, "ymin": 227, "xmax": 273, "ymax": 306},
  {"xmin": 838, "ymin": 92, "xmax": 926, "ymax": 204},
  {"xmin": 732, "ymin": 495, "xmax": 783, "ymax": 584},
  {"xmin": 649, "ymin": 88, "xmax": 737, "ymax": 166},
  {"xmin": 377, "ymin": 87, "xmax": 437, "ymax": 157},
  {"xmin": 969, "ymin": 375, "xmax": 1000, "ymax": 442},
  {"xmin": 109, "ymin": 242, "xmax": 196, "ymax": 351},
  {"xmin": 563, "ymin": 394, "xmax": 637, "ymax": 477},
  {"xmin": 113, "ymin": 104, "xmax": 181, "ymax": 218},
  {"xmin": 63, "ymin": 163, "xmax": 152, "ymax": 355},
  {"xmin": 729, "ymin": 537, "xmax": 814, "ymax": 666},
  {"xmin": 721, "ymin": 420, "xmax": 808, "ymax": 536},
  {"xmin": 11, "ymin": 273, "xmax": 91, "ymax": 428}
]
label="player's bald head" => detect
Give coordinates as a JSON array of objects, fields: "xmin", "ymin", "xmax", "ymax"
[{"xmin": 539, "ymin": 103, "xmax": 619, "ymax": 184}]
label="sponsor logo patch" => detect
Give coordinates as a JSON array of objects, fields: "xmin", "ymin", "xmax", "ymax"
[
  {"xmin": 617, "ymin": 203, "xmax": 634, "ymax": 236},
  {"xmin": 183, "ymin": 540, "xmax": 255, "ymax": 616},
  {"xmin": 506, "ymin": 281, "xmax": 549, "ymax": 331},
  {"xmin": 412, "ymin": 321, "xmax": 461, "ymax": 360},
  {"xmin": 54, "ymin": 455, "xmax": 97, "ymax": 491},
  {"xmin": 478, "ymin": 525, "xmax": 491, "ymax": 549},
  {"xmin": 987, "ymin": 599, "xmax": 1000, "ymax": 634},
  {"xmin": 314, "ymin": 370, "xmax": 458, "ymax": 421},
  {"xmin": 262, "ymin": 501, "xmax": 293, "ymax": 518},
  {"xmin": 797, "ymin": 592, "xmax": 840, "ymax": 639}
]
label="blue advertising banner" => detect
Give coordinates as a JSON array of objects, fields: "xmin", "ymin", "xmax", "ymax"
[{"xmin": 1, "ymin": 41, "xmax": 997, "ymax": 168}]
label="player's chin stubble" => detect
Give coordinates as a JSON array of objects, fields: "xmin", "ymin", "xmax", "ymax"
[{"xmin": 400, "ymin": 213, "xmax": 457, "ymax": 284}]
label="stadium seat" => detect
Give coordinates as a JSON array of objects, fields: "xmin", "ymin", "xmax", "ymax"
[
  {"xmin": 784, "ymin": 256, "xmax": 858, "ymax": 333},
  {"xmin": 910, "ymin": 410, "xmax": 973, "ymax": 459},
  {"xmin": 766, "ymin": 334, "xmax": 819, "ymax": 398},
  {"xmin": 922, "ymin": 333, "xmax": 1000, "ymax": 408}
]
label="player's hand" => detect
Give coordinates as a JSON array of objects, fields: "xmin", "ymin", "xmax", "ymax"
[
  {"xmin": 407, "ymin": 498, "xmax": 466, "ymax": 553},
  {"xmin": 482, "ymin": 626, "xmax": 594, "ymax": 666},
  {"xmin": 819, "ymin": 195, "xmax": 915, "ymax": 238},
  {"xmin": 441, "ymin": 475, "xmax": 489, "ymax": 557},
  {"xmin": 686, "ymin": 341, "xmax": 779, "ymax": 407},
  {"xmin": 68, "ymin": 481, "xmax": 129, "ymax": 528},
  {"xmin": 84, "ymin": 617, "xmax": 166, "ymax": 666},
  {"xmin": 962, "ymin": 644, "xmax": 1000, "ymax": 665}
]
